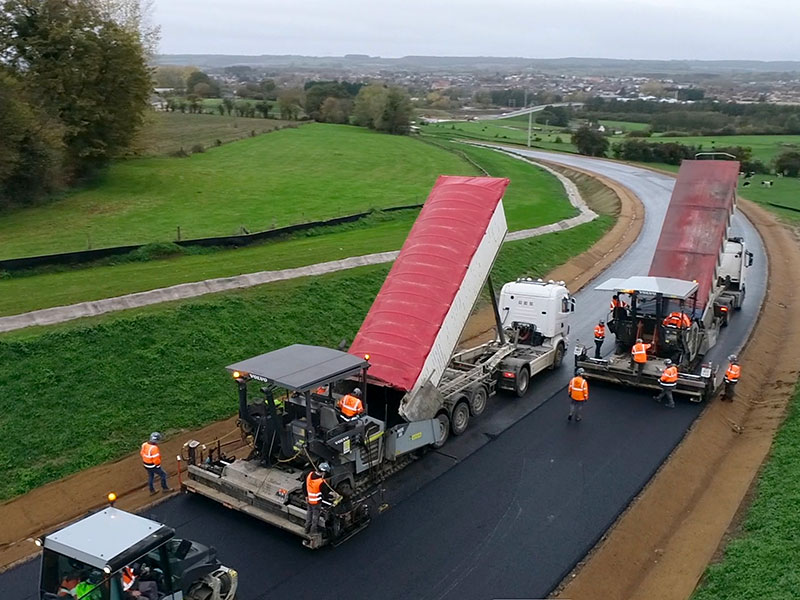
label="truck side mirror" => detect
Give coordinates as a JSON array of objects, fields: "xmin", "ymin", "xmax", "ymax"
[
  {"xmin": 746, "ymin": 252, "xmax": 753, "ymax": 267},
  {"xmin": 570, "ymin": 298, "xmax": 576, "ymax": 312}
]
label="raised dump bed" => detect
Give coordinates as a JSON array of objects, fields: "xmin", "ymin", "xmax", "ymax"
[
  {"xmin": 348, "ymin": 175, "xmax": 509, "ymax": 419},
  {"xmin": 648, "ymin": 159, "xmax": 739, "ymax": 310}
]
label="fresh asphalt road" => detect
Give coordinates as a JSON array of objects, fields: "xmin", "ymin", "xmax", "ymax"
[{"xmin": 3, "ymin": 154, "xmax": 767, "ymax": 600}]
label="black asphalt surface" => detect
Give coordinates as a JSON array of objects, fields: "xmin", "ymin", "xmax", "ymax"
[{"xmin": 2, "ymin": 155, "xmax": 767, "ymax": 600}]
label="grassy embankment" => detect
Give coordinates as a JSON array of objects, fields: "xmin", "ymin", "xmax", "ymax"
[
  {"xmin": 0, "ymin": 214, "xmax": 613, "ymax": 501},
  {"xmin": 131, "ymin": 110, "xmax": 293, "ymax": 156},
  {"xmin": 0, "ymin": 128, "xmax": 575, "ymax": 316},
  {"xmin": 0, "ymin": 123, "xmax": 473, "ymax": 259},
  {"xmin": 692, "ymin": 386, "xmax": 800, "ymax": 599},
  {"xmin": 422, "ymin": 118, "xmax": 577, "ymax": 153}
]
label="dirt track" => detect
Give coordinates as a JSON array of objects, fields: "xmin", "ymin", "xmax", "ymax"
[
  {"xmin": 554, "ymin": 198, "xmax": 800, "ymax": 599},
  {"xmin": 0, "ymin": 163, "xmax": 640, "ymax": 572}
]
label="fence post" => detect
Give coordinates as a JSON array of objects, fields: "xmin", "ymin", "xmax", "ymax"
[{"xmin": 176, "ymin": 226, "xmax": 181, "ymax": 241}]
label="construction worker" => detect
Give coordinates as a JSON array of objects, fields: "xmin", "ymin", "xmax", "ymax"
[
  {"xmin": 654, "ymin": 359, "xmax": 678, "ymax": 408},
  {"xmin": 630, "ymin": 338, "xmax": 652, "ymax": 381},
  {"xmin": 140, "ymin": 432, "xmax": 170, "ymax": 495},
  {"xmin": 723, "ymin": 354, "xmax": 741, "ymax": 401},
  {"xmin": 337, "ymin": 387, "xmax": 364, "ymax": 421},
  {"xmin": 57, "ymin": 572, "xmax": 81, "ymax": 597},
  {"xmin": 567, "ymin": 368, "xmax": 589, "ymax": 422},
  {"xmin": 662, "ymin": 311, "xmax": 692, "ymax": 328},
  {"xmin": 610, "ymin": 294, "xmax": 628, "ymax": 310},
  {"xmin": 593, "ymin": 320, "xmax": 606, "ymax": 359},
  {"xmin": 74, "ymin": 572, "xmax": 102, "ymax": 600},
  {"xmin": 304, "ymin": 462, "xmax": 331, "ymax": 536}
]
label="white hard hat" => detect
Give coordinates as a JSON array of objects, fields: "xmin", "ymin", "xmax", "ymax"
[
  {"xmin": 636, "ymin": 338, "xmax": 643, "ymax": 344},
  {"xmin": 352, "ymin": 387, "xmax": 362, "ymax": 397},
  {"xmin": 149, "ymin": 432, "xmax": 162, "ymax": 443},
  {"xmin": 664, "ymin": 359, "xmax": 672, "ymax": 366},
  {"xmin": 728, "ymin": 354, "xmax": 738, "ymax": 362},
  {"xmin": 318, "ymin": 462, "xmax": 331, "ymax": 473},
  {"xmin": 576, "ymin": 368, "xmax": 585, "ymax": 375}
]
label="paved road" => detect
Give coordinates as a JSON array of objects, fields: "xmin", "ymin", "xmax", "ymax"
[{"xmin": 3, "ymin": 154, "xmax": 767, "ymax": 600}]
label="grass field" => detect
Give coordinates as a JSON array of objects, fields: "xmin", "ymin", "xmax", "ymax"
[
  {"xmin": 692, "ymin": 386, "xmax": 800, "ymax": 600},
  {"xmin": 0, "ymin": 216, "xmax": 613, "ymax": 501},
  {"xmin": 422, "ymin": 120, "xmax": 578, "ymax": 153},
  {"xmin": 628, "ymin": 134, "xmax": 800, "ymax": 164},
  {"xmin": 131, "ymin": 111, "xmax": 292, "ymax": 156},
  {"xmin": 0, "ymin": 124, "xmax": 478, "ymax": 260},
  {"xmin": 600, "ymin": 119, "xmax": 650, "ymax": 132},
  {"xmin": 0, "ymin": 143, "xmax": 573, "ymax": 316}
]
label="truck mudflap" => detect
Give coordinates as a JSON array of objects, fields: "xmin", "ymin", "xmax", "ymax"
[{"xmin": 575, "ymin": 354, "xmax": 717, "ymax": 402}]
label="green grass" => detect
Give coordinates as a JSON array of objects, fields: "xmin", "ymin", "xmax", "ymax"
[
  {"xmin": 692, "ymin": 386, "xmax": 800, "ymax": 600},
  {"xmin": 0, "ymin": 142, "xmax": 573, "ymax": 316},
  {"xmin": 0, "ymin": 216, "xmax": 613, "ymax": 501},
  {"xmin": 422, "ymin": 120, "xmax": 578, "ymax": 153},
  {"xmin": 131, "ymin": 111, "xmax": 292, "ymax": 156},
  {"xmin": 0, "ymin": 124, "xmax": 477, "ymax": 260},
  {"xmin": 613, "ymin": 134, "xmax": 800, "ymax": 164},
  {"xmin": 600, "ymin": 120, "xmax": 650, "ymax": 132}
]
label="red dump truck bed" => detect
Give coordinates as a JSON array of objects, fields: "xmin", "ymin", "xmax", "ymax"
[
  {"xmin": 648, "ymin": 159, "xmax": 739, "ymax": 309},
  {"xmin": 349, "ymin": 175, "xmax": 509, "ymax": 393}
]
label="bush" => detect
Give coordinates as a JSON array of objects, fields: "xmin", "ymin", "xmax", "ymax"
[
  {"xmin": 626, "ymin": 130, "xmax": 652, "ymax": 138},
  {"xmin": 554, "ymin": 136, "xmax": 563, "ymax": 144},
  {"xmin": 775, "ymin": 151, "xmax": 800, "ymax": 177},
  {"xmin": 127, "ymin": 242, "xmax": 187, "ymax": 262},
  {"xmin": 190, "ymin": 144, "xmax": 205, "ymax": 154}
]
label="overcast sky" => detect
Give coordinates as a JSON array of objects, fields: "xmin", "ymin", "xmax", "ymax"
[{"xmin": 154, "ymin": 0, "xmax": 797, "ymax": 61}]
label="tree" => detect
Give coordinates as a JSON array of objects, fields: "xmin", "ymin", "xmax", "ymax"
[
  {"xmin": 572, "ymin": 126, "xmax": 609, "ymax": 157},
  {"xmin": 775, "ymin": 151, "xmax": 800, "ymax": 177},
  {"xmin": 353, "ymin": 84, "xmax": 389, "ymax": 128},
  {"xmin": 277, "ymin": 88, "xmax": 304, "ymax": 120},
  {"xmin": 95, "ymin": 0, "xmax": 160, "ymax": 57},
  {"xmin": 377, "ymin": 87, "xmax": 412, "ymax": 134},
  {"xmin": 0, "ymin": 70, "xmax": 64, "ymax": 208},
  {"xmin": 0, "ymin": 0, "xmax": 153, "ymax": 177},
  {"xmin": 222, "ymin": 97, "xmax": 234, "ymax": 116},
  {"xmin": 193, "ymin": 82, "xmax": 213, "ymax": 98},
  {"xmin": 319, "ymin": 97, "xmax": 353, "ymax": 124},
  {"xmin": 255, "ymin": 101, "xmax": 271, "ymax": 119}
]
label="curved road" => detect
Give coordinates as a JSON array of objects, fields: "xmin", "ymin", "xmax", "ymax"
[{"xmin": 3, "ymin": 154, "xmax": 767, "ymax": 600}]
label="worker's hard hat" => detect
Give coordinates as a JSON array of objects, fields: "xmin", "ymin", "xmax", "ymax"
[
  {"xmin": 599, "ymin": 320, "xmax": 605, "ymax": 325},
  {"xmin": 318, "ymin": 462, "xmax": 331, "ymax": 473},
  {"xmin": 576, "ymin": 368, "xmax": 585, "ymax": 375},
  {"xmin": 728, "ymin": 354, "xmax": 738, "ymax": 362},
  {"xmin": 149, "ymin": 432, "xmax": 162, "ymax": 444},
  {"xmin": 352, "ymin": 387, "xmax": 362, "ymax": 397},
  {"xmin": 664, "ymin": 359, "xmax": 672, "ymax": 366},
  {"xmin": 636, "ymin": 338, "xmax": 643, "ymax": 344}
]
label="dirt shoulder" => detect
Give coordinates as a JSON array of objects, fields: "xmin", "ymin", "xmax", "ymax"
[
  {"xmin": 0, "ymin": 164, "xmax": 643, "ymax": 572},
  {"xmin": 554, "ymin": 198, "xmax": 800, "ymax": 600}
]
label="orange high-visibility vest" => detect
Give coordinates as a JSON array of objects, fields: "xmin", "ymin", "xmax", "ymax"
[
  {"xmin": 610, "ymin": 298, "xmax": 628, "ymax": 310},
  {"xmin": 631, "ymin": 342, "xmax": 651, "ymax": 363},
  {"xmin": 140, "ymin": 442, "xmax": 161, "ymax": 468},
  {"xmin": 306, "ymin": 472, "xmax": 325, "ymax": 505},
  {"xmin": 663, "ymin": 312, "xmax": 691, "ymax": 328},
  {"xmin": 139, "ymin": 442, "xmax": 161, "ymax": 469},
  {"xmin": 594, "ymin": 325, "xmax": 605, "ymax": 340},
  {"xmin": 569, "ymin": 376, "xmax": 589, "ymax": 401},
  {"xmin": 121, "ymin": 567, "xmax": 136, "ymax": 591},
  {"xmin": 338, "ymin": 394, "xmax": 364, "ymax": 418},
  {"xmin": 725, "ymin": 363, "xmax": 741, "ymax": 383},
  {"xmin": 660, "ymin": 365, "xmax": 679, "ymax": 386}
]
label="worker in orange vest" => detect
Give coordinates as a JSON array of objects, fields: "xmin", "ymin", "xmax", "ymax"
[
  {"xmin": 337, "ymin": 387, "xmax": 364, "ymax": 421},
  {"xmin": 630, "ymin": 338, "xmax": 652, "ymax": 381},
  {"xmin": 567, "ymin": 368, "xmax": 589, "ymax": 422},
  {"xmin": 610, "ymin": 294, "xmax": 628, "ymax": 311},
  {"xmin": 140, "ymin": 432, "xmax": 169, "ymax": 494},
  {"xmin": 593, "ymin": 320, "xmax": 606, "ymax": 359},
  {"xmin": 304, "ymin": 462, "xmax": 331, "ymax": 536},
  {"xmin": 723, "ymin": 354, "xmax": 741, "ymax": 401},
  {"xmin": 654, "ymin": 359, "xmax": 678, "ymax": 408},
  {"xmin": 662, "ymin": 311, "xmax": 692, "ymax": 328}
]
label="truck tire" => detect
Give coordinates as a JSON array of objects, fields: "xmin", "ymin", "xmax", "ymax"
[
  {"xmin": 450, "ymin": 400, "xmax": 470, "ymax": 436},
  {"xmin": 550, "ymin": 342, "xmax": 565, "ymax": 370},
  {"xmin": 469, "ymin": 385, "xmax": 489, "ymax": 417},
  {"xmin": 515, "ymin": 367, "xmax": 530, "ymax": 398},
  {"xmin": 432, "ymin": 412, "xmax": 450, "ymax": 449}
]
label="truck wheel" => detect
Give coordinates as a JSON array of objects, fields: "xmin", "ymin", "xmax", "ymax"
[
  {"xmin": 550, "ymin": 342, "xmax": 565, "ymax": 370},
  {"xmin": 450, "ymin": 401, "xmax": 470, "ymax": 436},
  {"xmin": 515, "ymin": 367, "xmax": 530, "ymax": 398},
  {"xmin": 432, "ymin": 412, "xmax": 450, "ymax": 449},
  {"xmin": 469, "ymin": 385, "xmax": 489, "ymax": 417}
]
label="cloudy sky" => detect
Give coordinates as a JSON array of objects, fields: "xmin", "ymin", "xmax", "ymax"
[{"xmin": 154, "ymin": 0, "xmax": 796, "ymax": 61}]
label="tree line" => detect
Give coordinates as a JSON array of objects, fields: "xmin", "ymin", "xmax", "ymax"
[
  {"xmin": 581, "ymin": 98, "xmax": 800, "ymax": 136},
  {"xmin": 0, "ymin": 0, "xmax": 153, "ymax": 210}
]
